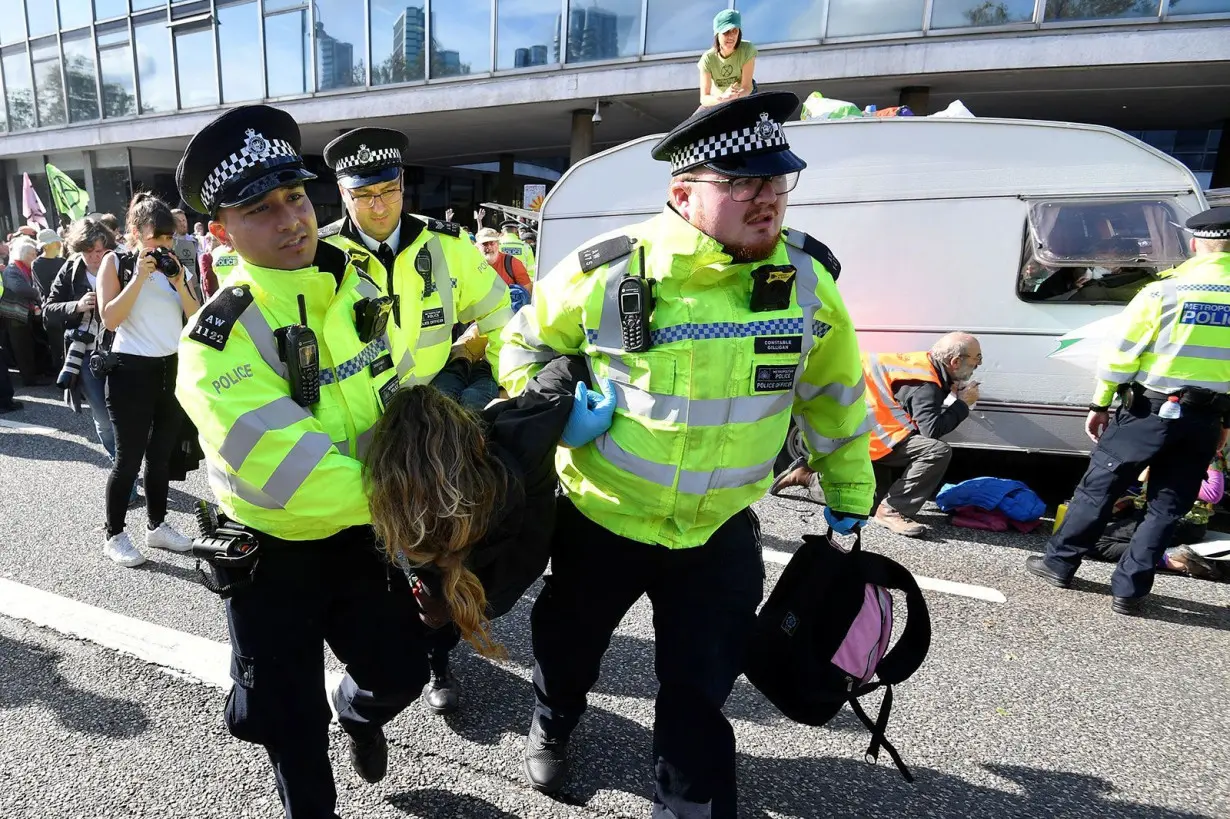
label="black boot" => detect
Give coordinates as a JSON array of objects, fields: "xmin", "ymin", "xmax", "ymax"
[
  {"xmin": 425, "ymin": 656, "xmax": 460, "ymax": 716},
  {"xmin": 523, "ymin": 716, "xmax": 569, "ymax": 794},
  {"xmin": 345, "ymin": 729, "xmax": 388, "ymax": 784}
]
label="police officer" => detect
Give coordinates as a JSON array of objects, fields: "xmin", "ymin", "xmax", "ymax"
[
  {"xmin": 1027, "ymin": 207, "xmax": 1230, "ymax": 614},
  {"xmin": 499, "ymin": 218, "xmax": 536, "ymax": 279},
  {"xmin": 175, "ymin": 106, "xmax": 427, "ymax": 819},
  {"xmin": 320, "ymin": 127, "xmax": 512, "ymax": 716},
  {"xmin": 320, "ymin": 128, "xmax": 512, "ymax": 388},
  {"xmin": 499, "ymin": 91, "xmax": 875, "ymax": 814}
]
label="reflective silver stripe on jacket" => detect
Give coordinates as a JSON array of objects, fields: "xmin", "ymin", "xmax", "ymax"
[
  {"xmin": 795, "ymin": 376, "xmax": 866, "ymax": 407},
  {"xmin": 460, "ymin": 279, "xmax": 508, "ymax": 324},
  {"xmin": 261, "ymin": 431, "xmax": 333, "ymax": 507},
  {"xmin": 864, "ymin": 357, "xmax": 920, "ymax": 431},
  {"xmin": 677, "ymin": 455, "xmax": 777, "ymax": 495},
  {"xmin": 802, "ymin": 414, "xmax": 876, "ymax": 455},
  {"xmin": 1140, "ymin": 373, "xmax": 1230, "ymax": 393},
  {"xmin": 1117, "ymin": 334, "xmax": 1230, "ymax": 362},
  {"xmin": 206, "ymin": 460, "xmax": 285, "ymax": 511},
  {"xmin": 477, "ymin": 306, "xmax": 515, "ymax": 335},
  {"xmin": 594, "ymin": 433, "xmax": 676, "ymax": 488},
  {"xmin": 502, "ymin": 309, "xmax": 563, "ymax": 371},
  {"xmin": 218, "ymin": 396, "xmax": 311, "ymax": 471},
  {"xmin": 609, "ymin": 382, "xmax": 792, "ymax": 426},
  {"xmin": 1096, "ymin": 366, "xmax": 1138, "ymax": 385},
  {"xmin": 238, "ymin": 305, "xmax": 287, "ymax": 379},
  {"xmin": 429, "ymin": 235, "xmax": 455, "ymax": 327},
  {"xmin": 591, "ymin": 256, "xmax": 635, "ymax": 355}
]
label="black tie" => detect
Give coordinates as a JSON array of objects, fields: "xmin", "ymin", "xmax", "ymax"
[{"xmin": 377, "ymin": 242, "xmax": 395, "ymax": 273}]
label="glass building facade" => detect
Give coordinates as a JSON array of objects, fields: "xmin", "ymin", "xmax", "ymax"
[{"xmin": 0, "ymin": 0, "xmax": 1225, "ymax": 133}]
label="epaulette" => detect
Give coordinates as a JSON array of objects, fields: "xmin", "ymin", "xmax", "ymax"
[
  {"xmin": 425, "ymin": 219, "xmax": 461, "ymax": 238},
  {"xmin": 188, "ymin": 284, "xmax": 253, "ymax": 352},
  {"xmin": 785, "ymin": 230, "xmax": 841, "ymax": 281},
  {"xmin": 578, "ymin": 235, "xmax": 635, "ymax": 273},
  {"xmin": 317, "ymin": 220, "xmax": 343, "ymax": 239}
]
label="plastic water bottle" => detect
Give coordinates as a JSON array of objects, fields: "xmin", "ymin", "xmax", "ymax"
[{"xmin": 1159, "ymin": 396, "xmax": 1182, "ymax": 419}]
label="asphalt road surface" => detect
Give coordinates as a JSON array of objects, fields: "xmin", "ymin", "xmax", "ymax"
[{"xmin": 2, "ymin": 383, "xmax": 1228, "ymax": 819}]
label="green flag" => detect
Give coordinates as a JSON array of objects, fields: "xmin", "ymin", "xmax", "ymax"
[{"xmin": 45, "ymin": 163, "xmax": 89, "ymax": 222}]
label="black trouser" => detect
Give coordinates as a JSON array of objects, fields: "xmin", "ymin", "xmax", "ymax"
[
  {"xmin": 2, "ymin": 315, "xmax": 39, "ymax": 382},
  {"xmin": 1044, "ymin": 396, "xmax": 1222, "ymax": 598},
  {"xmin": 426, "ymin": 624, "xmax": 461, "ymax": 675},
  {"xmin": 224, "ymin": 527, "xmax": 428, "ymax": 819},
  {"xmin": 0, "ymin": 334, "xmax": 13, "ymax": 405},
  {"xmin": 531, "ymin": 498, "xmax": 764, "ymax": 819},
  {"xmin": 104, "ymin": 353, "xmax": 183, "ymax": 537}
]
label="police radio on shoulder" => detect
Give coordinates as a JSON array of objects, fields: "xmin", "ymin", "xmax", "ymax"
[
  {"xmin": 619, "ymin": 244, "xmax": 653, "ymax": 353},
  {"xmin": 275, "ymin": 294, "xmax": 320, "ymax": 407}
]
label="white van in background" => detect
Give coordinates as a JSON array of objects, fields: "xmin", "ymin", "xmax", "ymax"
[{"xmin": 536, "ymin": 117, "xmax": 1208, "ymax": 458}]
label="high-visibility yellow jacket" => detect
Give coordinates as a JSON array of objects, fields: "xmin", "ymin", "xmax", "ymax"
[
  {"xmin": 1093, "ymin": 252, "xmax": 1230, "ymax": 406},
  {"xmin": 499, "ymin": 208, "xmax": 874, "ymax": 548},
  {"xmin": 499, "ymin": 232, "xmax": 536, "ymax": 279},
  {"xmin": 321, "ymin": 214, "xmax": 513, "ymax": 385},
  {"xmin": 176, "ymin": 243, "xmax": 397, "ymax": 541}
]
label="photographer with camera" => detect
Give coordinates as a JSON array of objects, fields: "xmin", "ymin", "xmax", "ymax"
[
  {"xmin": 97, "ymin": 193, "xmax": 200, "ymax": 567},
  {"xmin": 43, "ymin": 217, "xmax": 120, "ymax": 457}
]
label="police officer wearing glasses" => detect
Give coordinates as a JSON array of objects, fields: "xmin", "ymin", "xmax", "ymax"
[
  {"xmin": 500, "ymin": 92, "xmax": 875, "ymax": 815},
  {"xmin": 1027, "ymin": 207, "xmax": 1230, "ymax": 614}
]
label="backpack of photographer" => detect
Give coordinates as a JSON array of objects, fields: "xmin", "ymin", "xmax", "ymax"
[{"xmin": 744, "ymin": 527, "xmax": 931, "ymax": 782}]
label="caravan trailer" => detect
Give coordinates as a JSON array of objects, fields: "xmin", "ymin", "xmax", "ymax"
[{"xmin": 536, "ymin": 117, "xmax": 1208, "ymax": 458}]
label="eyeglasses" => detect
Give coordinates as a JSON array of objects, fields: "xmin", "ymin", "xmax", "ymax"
[
  {"xmin": 682, "ymin": 172, "xmax": 800, "ymax": 202},
  {"xmin": 347, "ymin": 187, "xmax": 402, "ymax": 209}
]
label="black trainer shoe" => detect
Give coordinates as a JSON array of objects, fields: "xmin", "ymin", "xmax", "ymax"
[
  {"xmin": 523, "ymin": 718, "xmax": 569, "ymax": 794},
  {"xmin": 1025, "ymin": 554, "xmax": 1072, "ymax": 589},
  {"xmin": 425, "ymin": 669, "xmax": 460, "ymax": 716},
  {"xmin": 1112, "ymin": 596, "xmax": 1144, "ymax": 616},
  {"xmin": 345, "ymin": 729, "xmax": 388, "ymax": 784}
]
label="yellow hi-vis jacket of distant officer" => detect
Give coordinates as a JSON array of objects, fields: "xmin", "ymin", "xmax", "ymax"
[
  {"xmin": 1092, "ymin": 251, "xmax": 1230, "ymax": 407},
  {"xmin": 320, "ymin": 215, "xmax": 513, "ymax": 385},
  {"xmin": 499, "ymin": 230, "xmax": 536, "ymax": 279},
  {"xmin": 499, "ymin": 209, "xmax": 875, "ymax": 549},
  {"xmin": 177, "ymin": 244, "xmax": 398, "ymax": 541},
  {"xmin": 212, "ymin": 244, "xmax": 241, "ymax": 287}
]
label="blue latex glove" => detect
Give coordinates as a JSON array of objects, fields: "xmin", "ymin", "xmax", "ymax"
[
  {"xmin": 824, "ymin": 506, "xmax": 864, "ymax": 535},
  {"xmin": 561, "ymin": 379, "xmax": 616, "ymax": 448}
]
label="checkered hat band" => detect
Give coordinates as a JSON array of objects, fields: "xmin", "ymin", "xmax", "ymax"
[
  {"xmin": 669, "ymin": 124, "xmax": 788, "ymax": 174},
  {"xmin": 336, "ymin": 148, "xmax": 403, "ymax": 174},
  {"xmin": 201, "ymin": 139, "xmax": 300, "ymax": 210},
  {"xmin": 1192, "ymin": 228, "xmax": 1230, "ymax": 239}
]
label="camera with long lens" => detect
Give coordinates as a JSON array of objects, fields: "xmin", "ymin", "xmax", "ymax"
[
  {"xmin": 148, "ymin": 247, "xmax": 180, "ymax": 276},
  {"xmin": 57, "ymin": 326, "xmax": 96, "ymax": 388}
]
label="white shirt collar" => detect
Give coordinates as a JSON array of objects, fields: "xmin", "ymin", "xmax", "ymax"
[{"xmin": 357, "ymin": 219, "xmax": 401, "ymax": 256}]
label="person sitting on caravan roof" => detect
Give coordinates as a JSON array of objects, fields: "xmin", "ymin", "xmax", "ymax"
[
  {"xmin": 699, "ymin": 10, "xmax": 757, "ymax": 108},
  {"xmin": 773, "ymin": 333, "xmax": 981, "ymax": 538}
]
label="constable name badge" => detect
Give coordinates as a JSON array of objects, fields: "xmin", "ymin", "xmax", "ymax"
[
  {"xmin": 754, "ymin": 365, "xmax": 796, "ymax": 392},
  {"xmin": 1180, "ymin": 302, "xmax": 1230, "ymax": 327},
  {"xmin": 378, "ymin": 375, "xmax": 398, "ymax": 410},
  {"xmin": 755, "ymin": 336, "xmax": 803, "ymax": 355},
  {"xmin": 421, "ymin": 307, "xmax": 446, "ymax": 328}
]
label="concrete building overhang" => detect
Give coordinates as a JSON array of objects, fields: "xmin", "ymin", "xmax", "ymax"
[{"xmin": 0, "ymin": 23, "xmax": 1226, "ymax": 165}]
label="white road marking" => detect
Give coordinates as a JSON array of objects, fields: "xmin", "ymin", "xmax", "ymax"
[
  {"xmin": 0, "ymin": 577, "xmax": 344, "ymax": 697},
  {"xmin": 0, "ymin": 418, "xmax": 61, "ymax": 435},
  {"xmin": 761, "ymin": 548, "xmax": 1007, "ymax": 604}
]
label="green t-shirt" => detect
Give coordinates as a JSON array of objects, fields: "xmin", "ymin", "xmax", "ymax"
[{"xmin": 698, "ymin": 42, "xmax": 757, "ymax": 91}]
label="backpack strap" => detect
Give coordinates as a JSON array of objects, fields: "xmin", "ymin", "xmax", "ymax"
[
  {"xmin": 500, "ymin": 254, "xmax": 517, "ymax": 287},
  {"xmin": 849, "ymin": 688, "xmax": 913, "ymax": 782}
]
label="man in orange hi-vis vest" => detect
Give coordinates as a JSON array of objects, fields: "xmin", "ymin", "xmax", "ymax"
[{"xmin": 773, "ymin": 332, "xmax": 981, "ymax": 537}]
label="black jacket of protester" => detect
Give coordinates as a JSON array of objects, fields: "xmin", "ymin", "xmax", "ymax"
[
  {"xmin": 894, "ymin": 353, "xmax": 969, "ymax": 440},
  {"xmin": 416, "ymin": 355, "xmax": 584, "ymax": 619},
  {"xmin": 42, "ymin": 257, "xmax": 95, "ymax": 337}
]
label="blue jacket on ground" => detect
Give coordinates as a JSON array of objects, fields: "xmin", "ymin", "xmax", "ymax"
[{"xmin": 935, "ymin": 477, "xmax": 1046, "ymax": 522}]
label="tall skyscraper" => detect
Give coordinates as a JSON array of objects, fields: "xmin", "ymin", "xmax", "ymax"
[
  {"xmin": 555, "ymin": 5, "xmax": 620, "ymax": 63},
  {"xmin": 392, "ymin": 6, "xmax": 426, "ymax": 76},
  {"xmin": 316, "ymin": 21, "xmax": 354, "ymax": 89},
  {"xmin": 514, "ymin": 45, "xmax": 550, "ymax": 68}
]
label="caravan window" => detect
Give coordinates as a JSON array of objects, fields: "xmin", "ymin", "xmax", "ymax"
[{"xmin": 1018, "ymin": 199, "xmax": 1192, "ymax": 304}]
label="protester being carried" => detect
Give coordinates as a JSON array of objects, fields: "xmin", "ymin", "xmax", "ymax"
[
  {"xmin": 365, "ymin": 357, "xmax": 613, "ymax": 662},
  {"xmin": 699, "ymin": 10, "xmax": 757, "ymax": 108},
  {"xmin": 97, "ymin": 193, "xmax": 200, "ymax": 567}
]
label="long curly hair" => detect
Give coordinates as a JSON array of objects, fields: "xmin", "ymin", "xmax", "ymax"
[{"xmin": 364, "ymin": 386, "xmax": 508, "ymax": 659}]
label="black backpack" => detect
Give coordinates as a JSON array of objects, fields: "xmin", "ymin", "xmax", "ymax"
[{"xmin": 745, "ymin": 529, "xmax": 931, "ymax": 781}]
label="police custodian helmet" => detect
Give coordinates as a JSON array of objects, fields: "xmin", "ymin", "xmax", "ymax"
[
  {"xmin": 1187, "ymin": 207, "xmax": 1230, "ymax": 240},
  {"xmin": 177, "ymin": 104, "xmax": 317, "ymax": 217},
  {"xmin": 323, "ymin": 128, "xmax": 408, "ymax": 189},
  {"xmin": 651, "ymin": 91, "xmax": 807, "ymax": 179}
]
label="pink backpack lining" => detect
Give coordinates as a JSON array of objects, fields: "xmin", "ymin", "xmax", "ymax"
[{"xmin": 831, "ymin": 584, "xmax": 893, "ymax": 684}]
